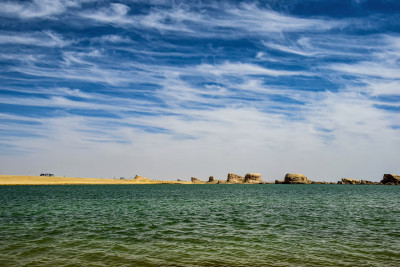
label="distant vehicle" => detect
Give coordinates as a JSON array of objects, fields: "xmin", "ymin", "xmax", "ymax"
[{"xmin": 40, "ymin": 173, "xmax": 55, "ymax": 177}]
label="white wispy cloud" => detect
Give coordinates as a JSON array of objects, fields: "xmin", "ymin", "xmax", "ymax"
[
  {"xmin": 220, "ymin": 3, "xmax": 341, "ymax": 33},
  {"xmin": 80, "ymin": 2, "xmax": 343, "ymax": 36},
  {"xmin": 80, "ymin": 3, "xmax": 133, "ymax": 25},
  {"xmin": 10, "ymin": 63, "xmax": 141, "ymax": 86},
  {"xmin": 0, "ymin": 0, "xmax": 79, "ymax": 19},
  {"xmin": 262, "ymin": 41, "xmax": 316, "ymax": 57},
  {"xmin": 96, "ymin": 35, "xmax": 133, "ymax": 43},
  {"xmin": 327, "ymin": 35, "xmax": 400, "ymax": 93},
  {"xmin": 196, "ymin": 62, "xmax": 309, "ymax": 76},
  {"xmin": 0, "ymin": 93, "xmax": 162, "ymax": 115},
  {"xmin": 363, "ymin": 80, "xmax": 400, "ymax": 96},
  {"xmin": 0, "ymin": 31, "xmax": 71, "ymax": 47},
  {"xmin": 330, "ymin": 62, "xmax": 400, "ymax": 79}
]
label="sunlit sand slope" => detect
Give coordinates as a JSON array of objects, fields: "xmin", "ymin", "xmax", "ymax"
[{"xmin": 0, "ymin": 175, "xmax": 192, "ymax": 185}]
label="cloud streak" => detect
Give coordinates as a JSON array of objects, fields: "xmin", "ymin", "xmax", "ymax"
[
  {"xmin": 0, "ymin": 31, "xmax": 71, "ymax": 47},
  {"xmin": 80, "ymin": 2, "xmax": 343, "ymax": 36}
]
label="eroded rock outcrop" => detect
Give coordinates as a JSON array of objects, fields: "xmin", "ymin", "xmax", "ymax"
[
  {"xmin": 244, "ymin": 173, "xmax": 262, "ymax": 184},
  {"xmin": 381, "ymin": 174, "xmax": 400, "ymax": 185},
  {"xmin": 191, "ymin": 177, "xmax": 203, "ymax": 184},
  {"xmin": 207, "ymin": 176, "xmax": 223, "ymax": 184},
  {"xmin": 341, "ymin": 178, "xmax": 360, "ymax": 184},
  {"xmin": 226, "ymin": 173, "xmax": 245, "ymax": 184},
  {"xmin": 275, "ymin": 180, "xmax": 284, "ymax": 184},
  {"xmin": 360, "ymin": 180, "xmax": 378, "ymax": 185},
  {"xmin": 284, "ymin": 173, "xmax": 311, "ymax": 184}
]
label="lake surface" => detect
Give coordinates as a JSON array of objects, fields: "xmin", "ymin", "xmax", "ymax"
[{"xmin": 0, "ymin": 184, "xmax": 399, "ymax": 266}]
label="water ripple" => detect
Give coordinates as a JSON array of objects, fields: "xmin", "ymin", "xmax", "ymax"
[{"xmin": 0, "ymin": 184, "xmax": 399, "ymax": 266}]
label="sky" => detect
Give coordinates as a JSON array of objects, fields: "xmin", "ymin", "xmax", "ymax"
[{"xmin": 0, "ymin": 0, "xmax": 399, "ymax": 182}]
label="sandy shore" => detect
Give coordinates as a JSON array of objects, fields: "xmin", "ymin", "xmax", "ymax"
[{"xmin": 0, "ymin": 175, "xmax": 193, "ymax": 185}]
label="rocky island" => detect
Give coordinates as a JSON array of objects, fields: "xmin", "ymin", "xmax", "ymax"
[{"xmin": 182, "ymin": 173, "xmax": 400, "ymax": 185}]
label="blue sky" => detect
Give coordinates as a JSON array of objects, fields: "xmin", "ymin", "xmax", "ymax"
[{"xmin": 0, "ymin": 0, "xmax": 399, "ymax": 181}]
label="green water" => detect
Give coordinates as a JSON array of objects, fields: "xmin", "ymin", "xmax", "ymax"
[{"xmin": 0, "ymin": 185, "xmax": 399, "ymax": 266}]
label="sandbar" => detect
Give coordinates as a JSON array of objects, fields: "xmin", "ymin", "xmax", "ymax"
[{"xmin": 0, "ymin": 175, "xmax": 192, "ymax": 185}]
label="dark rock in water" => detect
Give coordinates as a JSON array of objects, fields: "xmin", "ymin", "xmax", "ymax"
[
  {"xmin": 191, "ymin": 177, "xmax": 203, "ymax": 184},
  {"xmin": 381, "ymin": 174, "xmax": 400, "ymax": 185},
  {"xmin": 227, "ymin": 173, "xmax": 245, "ymax": 183},
  {"xmin": 244, "ymin": 173, "xmax": 262, "ymax": 184},
  {"xmin": 177, "ymin": 179, "xmax": 182, "ymax": 182},
  {"xmin": 284, "ymin": 173, "xmax": 311, "ymax": 184},
  {"xmin": 275, "ymin": 180, "xmax": 284, "ymax": 184},
  {"xmin": 341, "ymin": 178, "xmax": 360, "ymax": 184},
  {"xmin": 208, "ymin": 176, "xmax": 214, "ymax": 182}
]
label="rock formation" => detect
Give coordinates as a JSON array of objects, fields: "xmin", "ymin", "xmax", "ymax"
[
  {"xmin": 207, "ymin": 176, "xmax": 225, "ymax": 184},
  {"xmin": 341, "ymin": 178, "xmax": 361, "ymax": 184},
  {"xmin": 381, "ymin": 174, "xmax": 400, "ymax": 185},
  {"xmin": 191, "ymin": 177, "xmax": 202, "ymax": 184},
  {"xmin": 284, "ymin": 173, "xmax": 311, "ymax": 184},
  {"xmin": 226, "ymin": 173, "xmax": 245, "ymax": 184},
  {"xmin": 244, "ymin": 173, "xmax": 262, "ymax": 183},
  {"xmin": 360, "ymin": 180, "xmax": 378, "ymax": 185},
  {"xmin": 275, "ymin": 180, "xmax": 284, "ymax": 184}
]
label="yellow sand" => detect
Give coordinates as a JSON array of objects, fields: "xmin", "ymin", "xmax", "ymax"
[{"xmin": 0, "ymin": 175, "xmax": 193, "ymax": 185}]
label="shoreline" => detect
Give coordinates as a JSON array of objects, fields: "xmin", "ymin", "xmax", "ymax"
[
  {"xmin": 1, "ymin": 173, "xmax": 398, "ymax": 186},
  {"xmin": 0, "ymin": 175, "xmax": 193, "ymax": 186}
]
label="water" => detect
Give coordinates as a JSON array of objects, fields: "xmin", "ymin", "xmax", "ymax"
[{"xmin": 0, "ymin": 184, "xmax": 399, "ymax": 266}]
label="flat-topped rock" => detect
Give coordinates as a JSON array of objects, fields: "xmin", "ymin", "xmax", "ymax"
[
  {"xmin": 341, "ymin": 178, "xmax": 360, "ymax": 184},
  {"xmin": 284, "ymin": 173, "xmax": 311, "ymax": 184},
  {"xmin": 244, "ymin": 173, "xmax": 262, "ymax": 184},
  {"xmin": 381, "ymin": 174, "xmax": 400, "ymax": 185},
  {"xmin": 227, "ymin": 173, "xmax": 245, "ymax": 184},
  {"xmin": 275, "ymin": 180, "xmax": 284, "ymax": 184}
]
